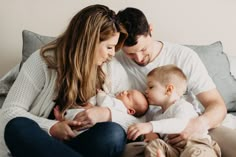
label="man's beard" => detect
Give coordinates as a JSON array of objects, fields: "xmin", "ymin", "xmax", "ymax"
[{"xmin": 134, "ymin": 55, "xmax": 150, "ymax": 66}]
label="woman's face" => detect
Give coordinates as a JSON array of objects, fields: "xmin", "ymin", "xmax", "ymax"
[{"xmin": 96, "ymin": 32, "xmax": 120, "ymax": 66}]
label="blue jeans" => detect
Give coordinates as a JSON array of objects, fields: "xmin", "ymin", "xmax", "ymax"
[{"xmin": 4, "ymin": 117, "xmax": 126, "ymax": 157}]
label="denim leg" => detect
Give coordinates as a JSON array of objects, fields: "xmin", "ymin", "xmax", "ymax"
[
  {"xmin": 64, "ymin": 122, "xmax": 127, "ymax": 157},
  {"xmin": 4, "ymin": 117, "xmax": 83, "ymax": 157}
]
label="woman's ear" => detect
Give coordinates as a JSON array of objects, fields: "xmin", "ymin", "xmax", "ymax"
[
  {"xmin": 127, "ymin": 108, "xmax": 136, "ymax": 115},
  {"xmin": 165, "ymin": 84, "xmax": 174, "ymax": 96}
]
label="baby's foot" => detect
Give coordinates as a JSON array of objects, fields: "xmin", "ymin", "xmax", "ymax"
[{"xmin": 156, "ymin": 149, "xmax": 165, "ymax": 157}]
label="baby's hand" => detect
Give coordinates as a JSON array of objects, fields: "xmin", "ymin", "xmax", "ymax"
[
  {"xmin": 96, "ymin": 89, "xmax": 104, "ymax": 93},
  {"xmin": 96, "ymin": 89, "xmax": 107, "ymax": 97},
  {"xmin": 82, "ymin": 102, "xmax": 94, "ymax": 109},
  {"xmin": 54, "ymin": 105, "xmax": 64, "ymax": 121}
]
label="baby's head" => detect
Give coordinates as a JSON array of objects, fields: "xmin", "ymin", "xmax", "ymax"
[
  {"xmin": 146, "ymin": 64, "xmax": 187, "ymax": 104},
  {"xmin": 116, "ymin": 89, "xmax": 149, "ymax": 117}
]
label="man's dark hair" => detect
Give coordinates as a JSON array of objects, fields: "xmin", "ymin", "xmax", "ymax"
[{"xmin": 117, "ymin": 7, "xmax": 150, "ymax": 46}]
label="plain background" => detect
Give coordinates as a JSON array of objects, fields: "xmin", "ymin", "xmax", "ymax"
[{"xmin": 1, "ymin": 0, "xmax": 236, "ymax": 77}]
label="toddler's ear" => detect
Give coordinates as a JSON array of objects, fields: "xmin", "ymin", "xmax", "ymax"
[
  {"xmin": 127, "ymin": 108, "xmax": 136, "ymax": 115},
  {"xmin": 166, "ymin": 84, "xmax": 174, "ymax": 96}
]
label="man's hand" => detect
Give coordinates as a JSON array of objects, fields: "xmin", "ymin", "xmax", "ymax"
[
  {"xmin": 167, "ymin": 117, "xmax": 208, "ymax": 148},
  {"xmin": 73, "ymin": 106, "xmax": 111, "ymax": 130},
  {"xmin": 50, "ymin": 120, "xmax": 81, "ymax": 140},
  {"xmin": 127, "ymin": 122, "xmax": 153, "ymax": 141}
]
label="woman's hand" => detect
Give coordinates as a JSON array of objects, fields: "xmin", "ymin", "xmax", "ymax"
[
  {"xmin": 73, "ymin": 106, "xmax": 111, "ymax": 130},
  {"xmin": 127, "ymin": 122, "xmax": 153, "ymax": 141},
  {"xmin": 167, "ymin": 117, "xmax": 208, "ymax": 148},
  {"xmin": 49, "ymin": 120, "xmax": 80, "ymax": 140}
]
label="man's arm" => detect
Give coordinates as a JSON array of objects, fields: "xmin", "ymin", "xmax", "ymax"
[
  {"xmin": 167, "ymin": 88, "xmax": 227, "ymax": 147},
  {"xmin": 196, "ymin": 88, "xmax": 227, "ymax": 130}
]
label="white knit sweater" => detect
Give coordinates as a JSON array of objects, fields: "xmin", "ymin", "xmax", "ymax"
[{"xmin": 0, "ymin": 50, "xmax": 142, "ymax": 157}]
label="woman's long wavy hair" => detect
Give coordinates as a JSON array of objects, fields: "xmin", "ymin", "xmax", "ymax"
[{"xmin": 40, "ymin": 4, "xmax": 127, "ymax": 112}]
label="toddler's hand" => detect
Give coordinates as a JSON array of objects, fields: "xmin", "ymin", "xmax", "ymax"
[{"xmin": 127, "ymin": 122, "xmax": 153, "ymax": 141}]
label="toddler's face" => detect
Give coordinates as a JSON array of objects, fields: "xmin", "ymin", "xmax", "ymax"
[{"xmin": 145, "ymin": 76, "xmax": 167, "ymax": 105}]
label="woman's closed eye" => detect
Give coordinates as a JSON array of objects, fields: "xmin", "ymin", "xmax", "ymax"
[
  {"xmin": 148, "ymin": 86, "xmax": 154, "ymax": 89},
  {"xmin": 127, "ymin": 93, "xmax": 130, "ymax": 97},
  {"xmin": 107, "ymin": 46, "xmax": 115, "ymax": 50}
]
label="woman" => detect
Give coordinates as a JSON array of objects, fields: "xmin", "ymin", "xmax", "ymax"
[{"xmin": 0, "ymin": 4, "xmax": 127, "ymax": 157}]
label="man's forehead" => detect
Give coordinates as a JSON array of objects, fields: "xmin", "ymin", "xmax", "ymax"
[
  {"xmin": 122, "ymin": 46, "xmax": 139, "ymax": 54},
  {"xmin": 123, "ymin": 35, "xmax": 148, "ymax": 54}
]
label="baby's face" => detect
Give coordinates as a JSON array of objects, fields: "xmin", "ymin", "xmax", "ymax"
[
  {"xmin": 116, "ymin": 90, "xmax": 146, "ymax": 109},
  {"xmin": 116, "ymin": 90, "xmax": 135, "ymax": 108}
]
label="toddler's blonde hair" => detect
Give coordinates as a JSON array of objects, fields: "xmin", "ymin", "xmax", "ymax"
[{"xmin": 147, "ymin": 64, "xmax": 187, "ymax": 96}]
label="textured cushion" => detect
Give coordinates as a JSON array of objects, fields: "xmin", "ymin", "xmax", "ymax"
[
  {"xmin": 186, "ymin": 41, "xmax": 236, "ymax": 112},
  {"xmin": 21, "ymin": 30, "xmax": 55, "ymax": 67},
  {"xmin": 0, "ymin": 64, "xmax": 20, "ymax": 108},
  {"xmin": 0, "ymin": 30, "xmax": 55, "ymax": 108}
]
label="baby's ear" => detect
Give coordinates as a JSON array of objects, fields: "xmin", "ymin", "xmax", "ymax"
[
  {"xmin": 166, "ymin": 84, "xmax": 174, "ymax": 96},
  {"xmin": 127, "ymin": 108, "xmax": 136, "ymax": 115}
]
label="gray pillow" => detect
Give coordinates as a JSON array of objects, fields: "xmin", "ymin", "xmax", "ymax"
[
  {"xmin": 0, "ymin": 74, "xmax": 17, "ymax": 96},
  {"xmin": 186, "ymin": 41, "xmax": 236, "ymax": 112},
  {"xmin": 0, "ymin": 96, "xmax": 5, "ymax": 108},
  {"xmin": 0, "ymin": 30, "xmax": 55, "ymax": 108},
  {"xmin": 0, "ymin": 64, "xmax": 20, "ymax": 108},
  {"xmin": 21, "ymin": 30, "xmax": 56, "ymax": 67}
]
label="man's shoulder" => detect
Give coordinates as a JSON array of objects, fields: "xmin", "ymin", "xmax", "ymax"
[
  {"xmin": 162, "ymin": 41, "xmax": 194, "ymax": 53},
  {"xmin": 161, "ymin": 41, "xmax": 200, "ymax": 64}
]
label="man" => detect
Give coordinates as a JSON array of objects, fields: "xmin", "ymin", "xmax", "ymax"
[{"xmin": 112, "ymin": 7, "xmax": 235, "ymax": 157}]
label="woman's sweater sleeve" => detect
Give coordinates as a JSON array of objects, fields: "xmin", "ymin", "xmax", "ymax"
[{"xmin": 1, "ymin": 51, "xmax": 57, "ymax": 134}]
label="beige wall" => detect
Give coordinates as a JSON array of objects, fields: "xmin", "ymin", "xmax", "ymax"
[{"xmin": 1, "ymin": 0, "xmax": 236, "ymax": 77}]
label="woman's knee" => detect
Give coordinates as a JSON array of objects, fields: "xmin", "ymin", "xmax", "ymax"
[
  {"xmin": 4, "ymin": 117, "xmax": 37, "ymax": 144},
  {"xmin": 96, "ymin": 122, "xmax": 126, "ymax": 143},
  {"xmin": 92, "ymin": 122, "xmax": 126, "ymax": 156}
]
